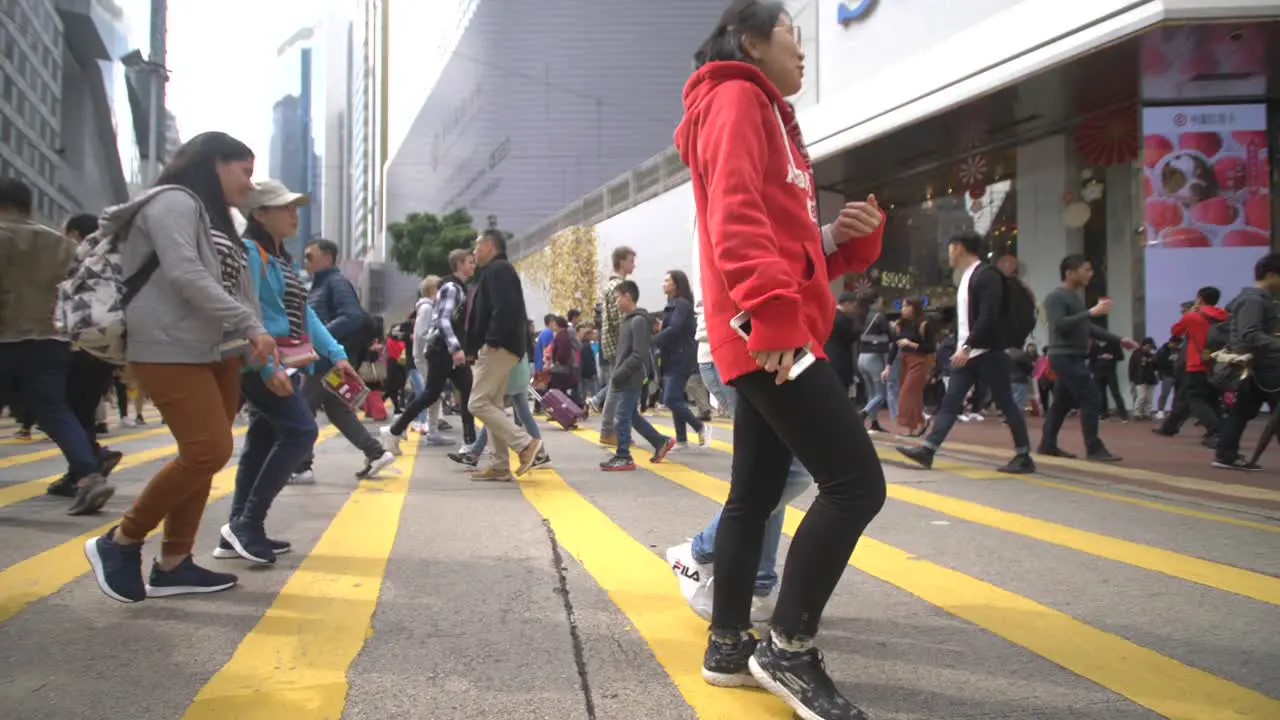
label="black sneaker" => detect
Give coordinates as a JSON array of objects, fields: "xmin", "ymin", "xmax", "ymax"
[
  {"xmin": 1085, "ymin": 450, "xmax": 1123, "ymax": 463},
  {"xmin": 448, "ymin": 450, "xmax": 479, "ymax": 468},
  {"xmin": 67, "ymin": 474, "xmax": 114, "ymax": 515},
  {"xmin": 600, "ymin": 455, "xmax": 637, "ymax": 472},
  {"xmin": 84, "ymin": 528, "xmax": 146, "ymax": 603},
  {"xmin": 702, "ymin": 632, "xmax": 759, "ymax": 687},
  {"xmin": 750, "ymin": 632, "xmax": 869, "ymax": 720},
  {"xmin": 998, "ymin": 453, "xmax": 1036, "ymax": 474},
  {"xmin": 1036, "ymin": 446, "xmax": 1077, "ymax": 459},
  {"xmin": 651, "ymin": 438, "xmax": 677, "ymax": 464},
  {"xmin": 212, "ymin": 537, "xmax": 292, "ymax": 559},
  {"xmin": 896, "ymin": 445, "xmax": 934, "ymax": 469},
  {"xmin": 98, "ymin": 449, "xmax": 124, "ymax": 477},
  {"xmin": 46, "ymin": 473, "xmax": 77, "ymax": 498},
  {"xmin": 220, "ymin": 521, "xmax": 276, "ymax": 564},
  {"xmin": 1212, "ymin": 456, "xmax": 1262, "ymax": 471},
  {"xmin": 146, "ymin": 556, "xmax": 238, "ymax": 597},
  {"xmin": 532, "ymin": 451, "xmax": 553, "ymax": 469}
]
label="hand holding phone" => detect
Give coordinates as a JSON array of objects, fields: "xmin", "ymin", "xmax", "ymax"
[{"xmin": 730, "ymin": 311, "xmax": 815, "ymax": 383}]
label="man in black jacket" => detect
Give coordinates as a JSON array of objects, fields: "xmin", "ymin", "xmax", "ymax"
[
  {"xmin": 465, "ymin": 230, "xmax": 541, "ymax": 480},
  {"xmin": 1213, "ymin": 252, "xmax": 1280, "ymax": 470},
  {"xmin": 898, "ymin": 231, "xmax": 1035, "ymax": 473}
]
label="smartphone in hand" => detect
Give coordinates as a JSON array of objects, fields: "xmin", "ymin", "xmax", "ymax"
[{"xmin": 729, "ymin": 311, "xmax": 815, "ymax": 380}]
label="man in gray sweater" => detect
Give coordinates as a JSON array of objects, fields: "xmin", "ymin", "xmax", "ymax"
[{"xmin": 1039, "ymin": 254, "xmax": 1137, "ymax": 461}]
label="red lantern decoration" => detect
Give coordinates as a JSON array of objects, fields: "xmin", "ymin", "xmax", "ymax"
[{"xmin": 1075, "ymin": 105, "xmax": 1139, "ymax": 167}]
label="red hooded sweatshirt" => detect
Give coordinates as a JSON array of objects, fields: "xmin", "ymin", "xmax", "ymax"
[
  {"xmin": 674, "ymin": 62, "xmax": 883, "ymax": 384},
  {"xmin": 1170, "ymin": 304, "xmax": 1228, "ymax": 373}
]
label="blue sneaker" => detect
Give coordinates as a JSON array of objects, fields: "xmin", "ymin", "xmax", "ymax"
[
  {"xmin": 220, "ymin": 521, "xmax": 275, "ymax": 564},
  {"xmin": 83, "ymin": 528, "xmax": 145, "ymax": 603},
  {"xmin": 146, "ymin": 556, "xmax": 237, "ymax": 597}
]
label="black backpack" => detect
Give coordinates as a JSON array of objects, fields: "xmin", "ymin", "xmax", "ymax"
[
  {"xmin": 1002, "ymin": 274, "xmax": 1038, "ymax": 348},
  {"xmin": 1201, "ymin": 310, "xmax": 1230, "ymax": 361}
]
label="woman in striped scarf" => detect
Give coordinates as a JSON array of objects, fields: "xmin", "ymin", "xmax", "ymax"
[{"xmin": 221, "ymin": 179, "xmax": 355, "ymax": 566}]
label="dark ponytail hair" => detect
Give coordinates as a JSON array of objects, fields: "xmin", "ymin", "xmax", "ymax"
[
  {"xmin": 666, "ymin": 269, "xmax": 696, "ymax": 305},
  {"xmin": 156, "ymin": 131, "xmax": 253, "ymax": 244},
  {"xmin": 693, "ymin": 0, "xmax": 789, "ymax": 69}
]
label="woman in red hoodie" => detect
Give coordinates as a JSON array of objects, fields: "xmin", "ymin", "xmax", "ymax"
[{"xmin": 674, "ymin": 2, "xmax": 887, "ymax": 717}]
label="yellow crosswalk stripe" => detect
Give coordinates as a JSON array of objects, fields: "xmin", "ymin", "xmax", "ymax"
[
  {"xmin": 0, "ymin": 426, "xmax": 338, "ymax": 625},
  {"xmin": 515, "ymin": 464, "xmax": 795, "ymax": 719},
  {"xmin": 0, "ymin": 427, "xmax": 175, "ymax": 470},
  {"xmin": 571, "ymin": 428, "xmax": 1280, "ymax": 719},
  {"xmin": 647, "ymin": 421, "xmax": 1280, "ymax": 606},
  {"xmin": 0, "ymin": 427, "xmax": 247, "ymax": 509},
  {"xmin": 184, "ymin": 431, "xmax": 417, "ymax": 718}
]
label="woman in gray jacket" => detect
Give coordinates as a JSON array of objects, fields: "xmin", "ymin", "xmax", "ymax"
[{"xmin": 85, "ymin": 132, "xmax": 276, "ymax": 604}]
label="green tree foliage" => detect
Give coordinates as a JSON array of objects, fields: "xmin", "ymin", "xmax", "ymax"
[{"xmin": 387, "ymin": 209, "xmax": 477, "ymax": 277}]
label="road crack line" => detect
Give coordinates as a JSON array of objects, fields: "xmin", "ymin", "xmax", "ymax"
[{"xmin": 543, "ymin": 518, "xmax": 598, "ymax": 720}]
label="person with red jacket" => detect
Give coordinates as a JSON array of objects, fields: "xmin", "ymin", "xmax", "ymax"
[
  {"xmin": 1155, "ymin": 286, "xmax": 1226, "ymax": 441},
  {"xmin": 675, "ymin": 2, "xmax": 886, "ymax": 717}
]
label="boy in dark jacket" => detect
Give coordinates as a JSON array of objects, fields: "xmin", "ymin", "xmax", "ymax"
[{"xmin": 600, "ymin": 281, "xmax": 676, "ymax": 472}]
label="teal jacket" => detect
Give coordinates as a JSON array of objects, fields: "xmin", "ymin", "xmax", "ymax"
[{"xmin": 242, "ymin": 238, "xmax": 347, "ymax": 379}]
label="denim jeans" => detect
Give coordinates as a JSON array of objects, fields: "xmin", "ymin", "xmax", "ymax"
[
  {"xmin": 0, "ymin": 339, "xmax": 99, "ymax": 478},
  {"xmin": 232, "ymin": 372, "xmax": 319, "ymax": 526},
  {"xmin": 614, "ymin": 387, "xmax": 669, "ymax": 459},
  {"xmin": 858, "ymin": 353, "xmax": 888, "ymax": 419},
  {"xmin": 592, "ymin": 359, "xmax": 611, "ymax": 407},
  {"xmin": 407, "ymin": 368, "xmax": 427, "ymax": 425},
  {"xmin": 885, "ymin": 354, "xmax": 902, "ymax": 421},
  {"xmin": 925, "ymin": 350, "xmax": 1031, "ymax": 454},
  {"xmin": 468, "ymin": 391, "xmax": 542, "ymax": 455},
  {"xmin": 1011, "ymin": 382, "xmax": 1029, "ymax": 413},
  {"xmin": 699, "ymin": 362, "xmax": 735, "ymax": 418},
  {"xmin": 692, "ymin": 459, "xmax": 811, "ymax": 594},
  {"xmin": 662, "ymin": 369, "xmax": 704, "ymax": 442}
]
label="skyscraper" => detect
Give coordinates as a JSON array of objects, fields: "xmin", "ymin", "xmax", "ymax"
[{"xmin": 271, "ymin": 26, "xmax": 323, "ymax": 259}]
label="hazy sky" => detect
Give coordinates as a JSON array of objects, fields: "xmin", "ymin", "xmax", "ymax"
[{"xmin": 120, "ymin": 0, "xmax": 327, "ymax": 178}]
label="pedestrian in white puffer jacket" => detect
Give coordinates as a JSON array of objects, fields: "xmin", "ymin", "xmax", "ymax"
[{"xmin": 411, "ymin": 277, "xmax": 445, "ymax": 439}]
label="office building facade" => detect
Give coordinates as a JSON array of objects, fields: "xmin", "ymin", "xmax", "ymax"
[{"xmin": 382, "ymin": 0, "xmax": 731, "ymax": 256}]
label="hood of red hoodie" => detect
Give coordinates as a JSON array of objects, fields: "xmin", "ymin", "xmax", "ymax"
[
  {"xmin": 675, "ymin": 62, "xmax": 787, "ymax": 168},
  {"xmin": 1200, "ymin": 305, "xmax": 1229, "ymax": 321}
]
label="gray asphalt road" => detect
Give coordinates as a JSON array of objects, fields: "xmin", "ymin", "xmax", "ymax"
[{"xmin": 0, "ymin": 411, "xmax": 1276, "ymax": 720}]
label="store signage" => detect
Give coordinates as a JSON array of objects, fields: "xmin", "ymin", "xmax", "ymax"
[{"xmin": 837, "ymin": 0, "xmax": 876, "ymax": 25}]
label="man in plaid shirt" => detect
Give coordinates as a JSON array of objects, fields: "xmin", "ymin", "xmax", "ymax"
[{"xmin": 591, "ymin": 246, "xmax": 636, "ymax": 445}]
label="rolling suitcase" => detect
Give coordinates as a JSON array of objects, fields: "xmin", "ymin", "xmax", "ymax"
[{"xmin": 532, "ymin": 388, "xmax": 583, "ymax": 430}]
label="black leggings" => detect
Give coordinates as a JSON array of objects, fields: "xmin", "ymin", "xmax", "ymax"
[
  {"xmin": 391, "ymin": 345, "xmax": 475, "ymax": 443},
  {"xmin": 712, "ymin": 360, "xmax": 886, "ymax": 639}
]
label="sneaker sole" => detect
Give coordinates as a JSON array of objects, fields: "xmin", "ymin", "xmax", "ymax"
[
  {"xmin": 748, "ymin": 655, "xmax": 825, "ymax": 720},
  {"xmin": 365, "ymin": 454, "xmax": 397, "ymax": 478},
  {"xmin": 145, "ymin": 580, "xmax": 237, "ymax": 597},
  {"xmin": 82, "ymin": 537, "xmax": 142, "ymax": 604},
  {"xmin": 212, "ymin": 545, "xmax": 291, "ymax": 559},
  {"xmin": 67, "ymin": 484, "xmax": 115, "ymax": 516},
  {"xmin": 219, "ymin": 524, "xmax": 275, "ymax": 565},
  {"xmin": 701, "ymin": 667, "xmax": 759, "ymax": 688}
]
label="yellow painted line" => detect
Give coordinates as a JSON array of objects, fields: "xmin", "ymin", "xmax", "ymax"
[
  {"xmin": 184, "ymin": 428, "xmax": 414, "ymax": 719},
  {"xmin": 516, "ymin": 466, "xmax": 794, "ymax": 718},
  {"xmin": 0, "ymin": 426, "xmax": 337, "ymax": 625},
  {"xmin": 870, "ymin": 442, "xmax": 1280, "ymax": 532},
  {"xmin": 570, "ymin": 428, "xmax": 1280, "ymax": 719},
  {"xmin": 0, "ymin": 427, "xmax": 172, "ymax": 469},
  {"xmin": 0, "ymin": 428, "xmax": 246, "ymax": 509},
  {"xmin": 648, "ymin": 421, "xmax": 1280, "ymax": 607},
  {"xmin": 938, "ymin": 439, "xmax": 1280, "ymax": 503}
]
